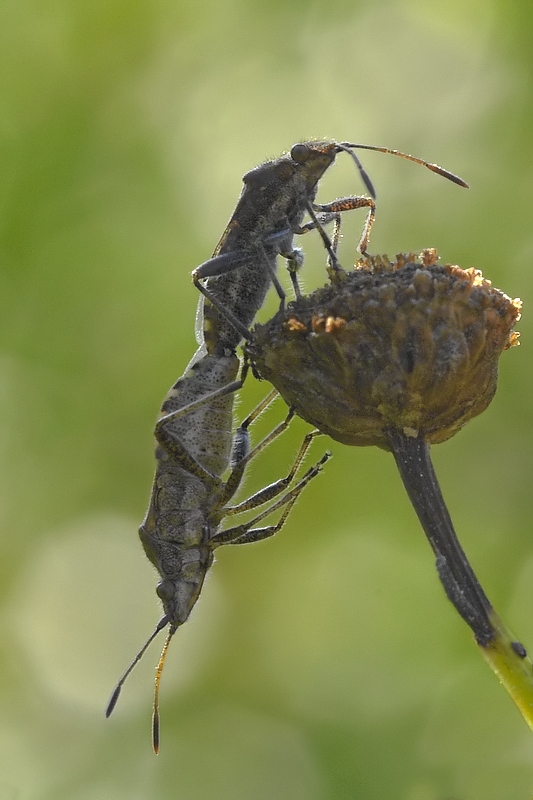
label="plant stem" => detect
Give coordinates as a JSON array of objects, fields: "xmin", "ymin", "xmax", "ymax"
[{"xmin": 387, "ymin": 428, "xmax": 533, "ymax": 732}]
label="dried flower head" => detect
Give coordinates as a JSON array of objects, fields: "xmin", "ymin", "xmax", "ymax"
[{"xmin": 248, "ymin": 250, "xmax": 521, "ymax": 450}]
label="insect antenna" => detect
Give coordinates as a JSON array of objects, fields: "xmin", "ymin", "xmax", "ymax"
[
  {"xmin": 105, "ymin": 615, "xmax": 169, "ymax": 718},
  {"xmin": 152, "ymin": 625, "xmax": 177, "ymax": 754},
  {"xmin": 340, "ymin": 143, "xmax": 469, "ymax": 188},
  {"xmin": 336, "ymin": 143, "xmax": 377, "ymax": 199}
]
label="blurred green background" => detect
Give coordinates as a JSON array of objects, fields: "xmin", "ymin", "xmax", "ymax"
[{"xmin": 2, "ymin": 0, "xmax": 533, "ymax": 797}]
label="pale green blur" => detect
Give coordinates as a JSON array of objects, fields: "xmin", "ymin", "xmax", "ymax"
[{"xmin": 2, "ymin": 0, "xmax": 533, "ymax": 798}]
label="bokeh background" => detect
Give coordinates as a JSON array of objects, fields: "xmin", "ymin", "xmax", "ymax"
[{"xmin": 2, "ymin": 0, "xmax": 533, "ymax": 798}]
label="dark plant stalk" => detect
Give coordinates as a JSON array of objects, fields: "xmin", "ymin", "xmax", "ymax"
[
  {"xmin": 386, "ymin": 428, "xmax": 493, "ymax": 644},
  {"xmin": 387, "ymin": 428, "xmax": 533, "ymax": 731}
]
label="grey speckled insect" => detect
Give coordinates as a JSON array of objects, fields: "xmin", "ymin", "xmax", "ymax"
[
  {"xmin": 105, "ymin": 141, "xmax": 465, "ymax": 751},
  {"xmin": 106, "ymin": 352, "xmax": 330, "ymax": 751},
  {"xmin": 192, "ymin": 140, "xmax": 468, "ymax": 358}
]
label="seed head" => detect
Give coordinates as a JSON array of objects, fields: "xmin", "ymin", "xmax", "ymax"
[{"xmin": 248, "ymin": 250, "xmax": 521, "ymax": 450}]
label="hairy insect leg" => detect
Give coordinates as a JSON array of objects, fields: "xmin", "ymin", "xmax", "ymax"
[
  {"xmin": 307, "ymin": 211, "xmax": 343, "ymax": 276},
  {"xmin": 330, "ymin": 214, "xmax": 342, "ymax": 257},
  {"xmin": 193, "ymin": 228, "xmax": 291, "ymax": 282},
  {"xmin": 226, "ymin": 429, "xmax": 324, "ymax": 516},
  {"xmin": 209, "ymin": 451, "xmax": 331, "ymax": 547},
  {"xmin": 193, "ymin": 244, "xmax": 288, "ymax": 339},
  {"xmin": 294, "ymin": 210, "xmax": 343, "ymax": 237},
  {"xmin": 313, "ymin": 196, "xmax": 377, "ymax": 257},
  {"xmin": 303, "ymin": 201, "xmax": 343, "ymax": 273},
  {"xmin": 286, "ymin": 211, "xmax": 345, "ymax": 295},
  {"xmin": 229, "ymin": 387, "xmax": 281, "ymax": 465},
  {"xmin": 193, "ymin": 228, "xmax": 293, "ymax": 303},
  {"xmin": 258, "ymin": 241, "xmax": 286, "ymax": 308},
  {"xmin": 219, "ymin": 388, "xmax": 287, "ymax": 505}
]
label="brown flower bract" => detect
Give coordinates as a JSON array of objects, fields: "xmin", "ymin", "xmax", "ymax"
[{"xmin": 248, "ymin": 250, "xmax": 521, "ymax": 450}]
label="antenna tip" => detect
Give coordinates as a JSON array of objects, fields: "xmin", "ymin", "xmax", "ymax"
[
  {"xmin": 105, "ymin": 685, "xmax": 121, "ymax": 718},
  {"xmin": 152, "ymin": 711, "xmax": 160, "ymax": 754},
  {"xmin": 427, "ymin": 163, "xmax": 469, "ymax": 188}
]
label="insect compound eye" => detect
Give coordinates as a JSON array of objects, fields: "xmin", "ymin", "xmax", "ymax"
[
  {"xmin": 290, "ymin": 143, "xmax": 311, "ymax": 163},
  {"xmin": 156, "ymin": 580, "xmax": 174, "ymax": 602}
]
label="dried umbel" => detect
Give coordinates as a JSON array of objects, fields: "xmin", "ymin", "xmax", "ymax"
[{"xmin": 248, "ymin": 250, "xmax": 521, "ymax": 450}]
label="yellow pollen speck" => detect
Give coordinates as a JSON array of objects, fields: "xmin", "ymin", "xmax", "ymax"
[
  {"xmin": 420, "ymin": 248, "xmax": 438, "ymax": 267},
  {"xmin": 325, "ymin": 316, "xmax": 346, "ymax": 333},
  {"xmin": 507, "ymin": 331, "xmax": 521, "ymax": 349},
  {"xmin": 284, "ymin": 318, "xmax": 307, "ymax": 333}
]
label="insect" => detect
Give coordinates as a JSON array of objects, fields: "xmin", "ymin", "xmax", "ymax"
[
  {"xmin": 106, "ymin": 352, "xmax": 330, "ymax": 752},
  {"xmin": 192, "ymin": 140, "xmax": 468, "ymax": 358}
]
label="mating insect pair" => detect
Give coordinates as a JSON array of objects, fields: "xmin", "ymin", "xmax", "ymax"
[{"xmin": 106, "ymin": 139, "xmax": 468, "ymax": 751}]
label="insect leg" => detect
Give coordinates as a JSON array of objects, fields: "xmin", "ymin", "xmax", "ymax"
[
  {"xmin": 209, "ymin": 451, "xmax": 331, "ymax": 547},
  {"xmin": 293, "ymin": 211, "xmax": 341, "ymax": 235},
  {"xmin": 225, "ymin": 429, "xmax": 324, "ymax": 515},
  {"xmin": 258, "ymin": 241, "xmax": 286, "ymax": 308},
  {"xmin": 220, "ymin": 398, "xmax": 294, "ymax": 506},
  {"xmin": 193, "ymin": 239, "xmax": 290, "ymax": 342},
  {"xmin": 228, "ymin": 387, "xmax": 281, "ymax": 467},
  {"xmin": 193, "ymin": 228, "xmax": 291, "ymax": 281},
  {"xmin": 193, "ymin": 250, "xmax": 251, "ymax": 279},
  {"xmin": 286, "ymin": 212, "xmax": 343, "ymax": 292},
  {"xmin": 313, "ymin": 196, "xmax": 377, "ymax": 256},
  {"xmin": 280, "ymin": 249, "xmax": 305, "ymax": 298},
  {"xmin": 194, "ymin": 228, "xmax": 292, "ymax": 304}
]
